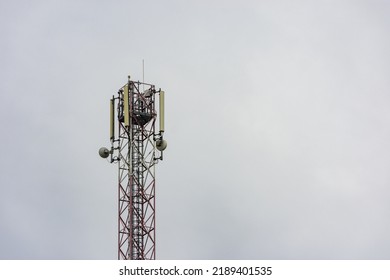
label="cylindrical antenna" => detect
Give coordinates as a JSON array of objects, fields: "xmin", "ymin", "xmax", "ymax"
[
  {"xmin": 110, "ymin": 97, "xmax": 115, "ymax": 140},
  {"xmin": 124, "ymin": 84, "xmax": 129, "ymax": 127},
  {"xmin": 159, "ymin": 91, "xmax": 165, "ymax": 133}
]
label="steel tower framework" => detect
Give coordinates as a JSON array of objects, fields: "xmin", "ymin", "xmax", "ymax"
[{"xmin": 105, "ymin": 77, "xmax": 165, "ymax": 260}]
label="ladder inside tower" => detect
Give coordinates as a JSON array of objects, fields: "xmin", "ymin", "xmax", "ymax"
[{"xmin": 131, "ymin": 93, "xmax": 147, "ymax": 260}]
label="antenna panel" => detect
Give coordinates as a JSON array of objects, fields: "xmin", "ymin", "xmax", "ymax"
[
  {"xmin": 159, "ymin": 91, "xmax": 165, "ymax": 132},
  {"xmin": 110, "ymin": 98, "xmax": 114, "ymax": 140},
  {"xmin": 124, "ymin": 84, "xmax": 129, "ymax": 126}
]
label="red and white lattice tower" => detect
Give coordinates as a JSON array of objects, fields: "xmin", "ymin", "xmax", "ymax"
[{"xmin": 99, "ymin": 76, "xmax": 167, "ymax": 260}]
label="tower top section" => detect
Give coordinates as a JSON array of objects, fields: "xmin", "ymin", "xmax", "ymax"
[{"xmin": 100, "ymin": 77, "xmax": 167, "ymax": 163}]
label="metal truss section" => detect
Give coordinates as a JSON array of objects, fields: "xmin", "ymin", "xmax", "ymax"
[{"xmin": 117, "ymin": 80, "xmax": 158, "ymax": 260}]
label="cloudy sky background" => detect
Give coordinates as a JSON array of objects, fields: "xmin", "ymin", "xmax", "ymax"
[{"xmin": 1, "ymin": 0, "xmax": 390, "ymax": 259}]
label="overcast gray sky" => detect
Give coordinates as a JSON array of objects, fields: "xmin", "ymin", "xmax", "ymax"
[{"xmin": 1, "ymin": 0, "xmax": 390, "ymax": 259}]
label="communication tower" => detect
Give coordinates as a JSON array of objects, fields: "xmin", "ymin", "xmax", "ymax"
[{"xmin": 99, "ymin": 76, "xmax": 167, "ymax": 260}]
